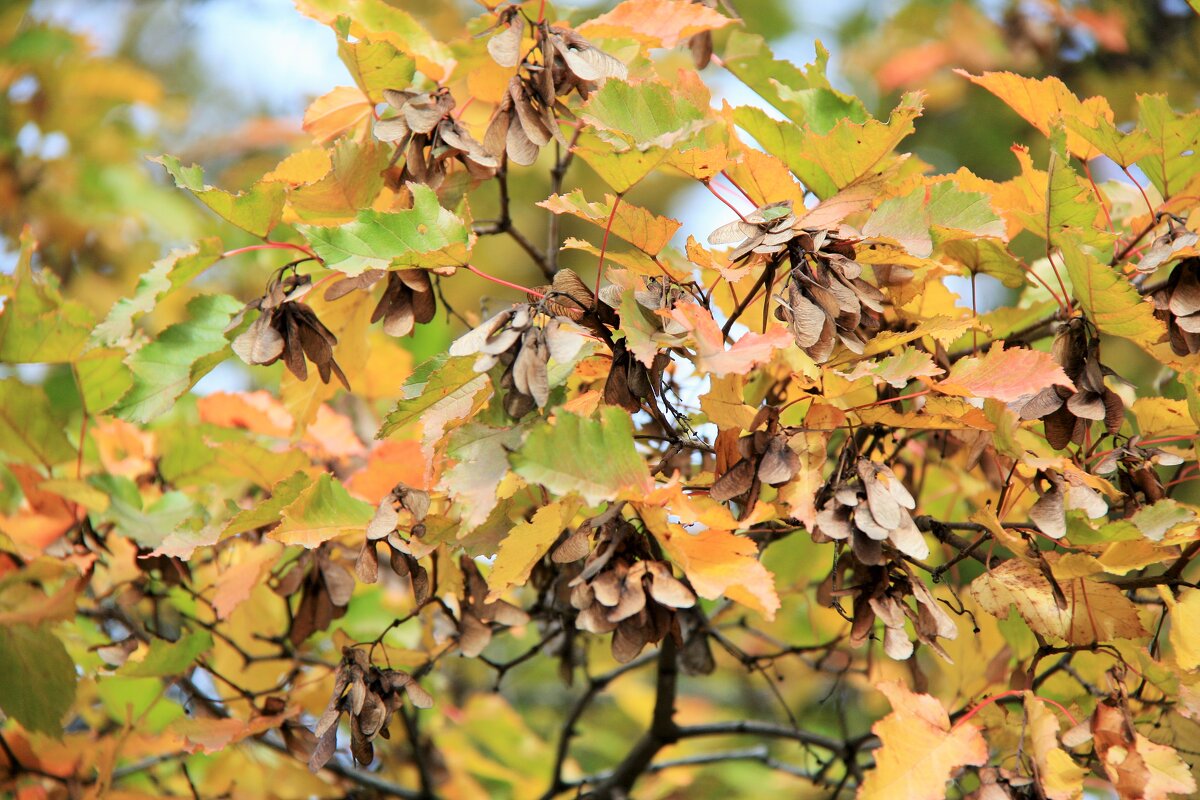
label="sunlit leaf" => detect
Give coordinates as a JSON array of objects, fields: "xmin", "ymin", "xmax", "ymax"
[
  {"xmin": 112, "ymin": 293, "xmax": 242, "ymax": 423},
  {"xmin": 302, "ymin": 183, "xmax": 473, "ymax": 274},
  {"xmin": 268, "ymin": 473, "xmax": 373, "ymax": 548},
  {"xmin": 153, "ymin": 155, "xmax": 286, "ymax": 237},
  {"xmin": 857, "ymin": 682, "xmax": 988, "ymax": 800},
  {"xmin": 511, "ymin": 408, "xmax": 651, "ymax": 507}
]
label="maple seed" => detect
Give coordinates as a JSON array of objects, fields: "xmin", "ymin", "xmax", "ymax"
[
  {"xmin": 309, "ymin": 646, "xmax": 432, "ymax": 772},
  {"xmin": 376, "ymin": 87, "xmax": 496, "ymax": 188},
  {"xmin": 1151, "ymin": 257, "xmax": 1200, "ymax": 356},
  {"xmin": 1014, "ymin": 317, "xmax": 1124, "ymax": 449},
  {"xmin": 231, "ymin": 268, "xmax": 349, "ymax": 389},
  {"xmin": 326, "ymin": 268, "xmax": 437, "ymax": 337}
]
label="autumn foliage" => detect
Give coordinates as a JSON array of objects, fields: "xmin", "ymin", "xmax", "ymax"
[{"xmin": 4, "ymin": 1, "xmax": 1200, "ymax": 799}]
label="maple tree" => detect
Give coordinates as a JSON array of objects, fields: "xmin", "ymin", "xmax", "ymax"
[{"xmin": 3, "ymin": 1, "xmax": 1200, "ymax": 798}]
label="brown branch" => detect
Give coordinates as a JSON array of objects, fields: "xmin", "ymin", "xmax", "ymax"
[
  {"xmin": 540, "ymin": 649, "xmax": 659, "ymax": 800},
  {"xmin": 473, "ymin": 164, "xmax": 553, "ymax": 279},
  {"xmin": 582, "ymin": 639, "xmax": 680, "ymax": 799}
]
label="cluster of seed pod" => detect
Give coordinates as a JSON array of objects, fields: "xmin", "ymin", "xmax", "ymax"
[
  {"xmin": 374, "ymin": 88, "xmax": 497, "ymax": 187},
  {"xmin": 310, "ymin": 647, "xmax": 433, "ymax": 771},
  {"xmin": 231, "ymin": 267, "xmax": 348, "ymax": 388},
  {"xmin": 484, "ymin": 10, "xmax": 627, "ymax": 165}
]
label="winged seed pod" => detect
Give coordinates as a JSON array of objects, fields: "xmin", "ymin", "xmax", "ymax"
[
  {"xmin": 325, "ymin": 268, "xmax": 437, "ymax": 337},
  {"xmin": 375, "ymin": 88, "xmax": 497, "ymax": 187},
  {"xmin": 707, "ymin": 200, "xmax": 799, "ymax": 262},
  {"xmin": 277, "ymin": 546, "xmax": 355, "ymax": 648},
  {"xmin": 564, "ymin": 515, "xmax": 695, "ymax": 663},
  {"xmin": 451, "ymin": 304, "xmax": 589, "ymax": 416},
  {"xmin": 1014, "ymin": 317, "xmax": 1125, "ymax": 449},
  {"xmin": 813, "ymin": 459, "xmax": 928, "ymax": 566},
  {"xmin": 1027, "ymin": 469, "xmax": 1108, "ymax": 539},
  {"xmin": 1094, "ymin": 437, "xmax": 1184, "ymax": 508},
  {"xmin": 309, "ymin": 646, "xmax": 432, "ymax": 772},
  {"xmin": 357, "ymin": 483, "xmax": 432, "ymax": 602},
  {"xmin": 707, "ymin": 203, "xmax": 886, "ymax": 363},
  {"xmin": 1151, "ymin": 257, "xmax": 1200, "ymax": 356},
  {"xmin": 484, "ymin": 24, "xmax": 626, "ymax": 166},
  {"xmin": 845, "ymin": 562, "xmax": 958, "ymax": 661},
  {"xmin": 231, "ymin": 268, "xmax": 349, "ymax": 389},
  {"xmin": 443, "ymin": 556, "xmax": 531, "ymax": 658}
]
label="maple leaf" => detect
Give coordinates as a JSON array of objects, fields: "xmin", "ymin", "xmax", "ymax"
[
  {"xmin": 644, "ymin": 508, "xmax": 780, "ymax": 619},
  {"xmin": 970, "ymin": 558, "xmax": 1146, "ymax": 645},
  {"xmin": 578, "ymin": 0, "xmax": 735, "ymax": 48},
  {"xmin": 937, "ymin": 343, "xmax": 1073, "ymax": 403},
  {"xmin": 857, "ymin": 681, "xmax": 988, "ymax": 800},
  {"xmin": 668, "ymin": 302, "xmax": 792, "ymax": 377},
  {"xmin": 538, "ymin": 191, "xmax": 681, "ymax": 256}
]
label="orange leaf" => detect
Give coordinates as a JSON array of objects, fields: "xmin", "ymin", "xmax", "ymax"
[
  {"xmin": 937, "ymin": 342, "xmax": 1073, "ymax": 403},
  {"xmin": 211, "ymin": 547, "xmax": 276, "ymax": 620},
  {"xmin": 344, "ymin": 440, "xmax": 429, "ymax": 504},
  {"xmin": 198, "ymin": 391, "xmax": 294, "ymax": 437},
  {"xmin": 302, "ymin": 405, "xmax": 367, "ymax": 461},
  {"xmin": 956, "ymin": 71, "xmax": 1113, "ymax": 160},
  {"xmin": 303, "ymin": 86, "xmax": 372, "ymax": 145},
  {"xmin": 645, "ymin": 508, "xmax": 780, "ymax": 619},
  {"xmin": 668, "ymin": 302, "xmax": 792, "ymax": 377},
  {"xmin": 858, "ymin": 682, "xmax": 989, "ymax": 800},
  {"xmin": 578, "ymin": 0, "xmax": 736, "ymax": 48}
]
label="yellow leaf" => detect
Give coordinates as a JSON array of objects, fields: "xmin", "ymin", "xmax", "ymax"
[
  {"xmin": 1159, "ymin": 586, "xmax": 1200, "ymax": 671},
  {"xmin": 1025, "ymin": 693, "xmax": 1086, "ymax": 800},
  {"xmin": 486, "ymin": 501, "xmax": 577, "ymax": 600},
  {"xmin": 699, "ymin": 375, "xmax": 758, "ymax": 430},
  {"xmin": 538, "ymin": 191, "xmax": 680, "ymax": 256},
  {"xmin": 262, "ymin": 147, "xmax": 332, "ymax": 185},
  {"xmin": 644, "ymin": 508, "xmax": 780, "ymax": 619},
  {"xmin": 970, "ymin": 559, "xmax": 1146, "ymax": 645},
  {"xmin": 857, "ymin": 681, "xmax": 988, "ymax": 800},
  {"xmin": 956, "ymin": 71, "xmax": 1113, "ymax": 160}
]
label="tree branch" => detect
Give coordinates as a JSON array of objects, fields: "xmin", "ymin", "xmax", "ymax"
[{"xmin": 583, "ymin": 638, "xmax": 680, "ymax": 798}]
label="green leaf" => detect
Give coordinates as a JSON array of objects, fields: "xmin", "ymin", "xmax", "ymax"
[
  {"xmin": 91, "ymin": 238, "xmax": 224, "ymax": 349},
  {"xmin": 223, "ymin": 471, "xmax": 315, "ymax": 538},
  {"xmin": 112, "ymin": 293, "xmax": 243, "ymax": 423},
  {"xmin": 0, "ymin": 232, "xmax": 95, "ymax": 363},
  {"xmin": 1133, "ymin": 94, "xmax": 1200, "ymax": 200},
  {"xmin": 100, "ymin": 488, "xmax": 200, "ymax": 549},
  {"xmin": 153, "ymin": 155, "xmax": 285, "ymax": 238},
  {"xmin": 1011, "ymin": 130, "xmax": 1112, "ymax": 250},
  {"xmin": 721, "ymin": 32, "xmax": 867, "ymax": 130},
  {"xmin": 379, "ymin": 353, "xmax": 491, "ymax": 439},
  {"xmin": 1059, "ymin": 238, "xmax": 1167, "ymax": 351},
  {"xmin": 580, "ymin": 79, "xmax": 708, "ymax": 151},
  {"xmin": 511, "ymin": 408, "xmax": 651, "ymax": 507},
  {"xmin": 337, "ymin": 28, "xmax": 416, "ymax": 103},
  {"xmin": 120, "ymin": 631, "xmax": 213, "ymax": 678},
  {"xmin": 941, "ymin": 238, "xmax": 1026, "ymax": 289},
  {"xmin": 302, "ymin": 183, "xmax": 473, "ymax": 274},
  {"xmin": 0, "ymin": 624, "xmax": 77, "ymax": 737},
  {"xmin": 268, "ymin": 473, "xmax": 374, "ymax": 548},
  {"xmin": 0, "ymin": 379, "xmax": 76, "ymax": 467},
  {"xmin": 74, "ymin": 347, "xmax": 134, "ymax": 413},
  {"xmin": 733, "ymin": 93, "xmax": 922, "ymax": 200},
  {"xmin": 294, "ymin": 0, "xmax": 455, "ymax": 82}
]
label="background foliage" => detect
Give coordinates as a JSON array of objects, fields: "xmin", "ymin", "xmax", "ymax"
[{"xmin": 2, "ymin": 0, "xmax": 1200, "ymax": 798}]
